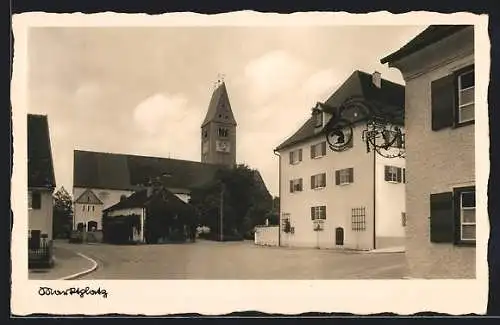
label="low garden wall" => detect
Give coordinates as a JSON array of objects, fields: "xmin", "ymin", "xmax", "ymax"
[{"xmin": 254, "ymin": 225, "xmax": 279, "ymax": 246}]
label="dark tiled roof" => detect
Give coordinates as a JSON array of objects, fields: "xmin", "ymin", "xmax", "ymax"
[
  {"xmin": 28, "ymin": 114, "xmax": 56, "ymax": 189},
  {"xmin": 75, "ymin": 188, "xmax": 103, "ymax": 205},
  {"xmin": 73, "ymin": 150, "xmax": 227, "ymax": 191},
  {"xmin": 380, "ymin": 25, "xmax": 470, "ymax": 64},
  {"xmin": 201, "ymin": 82, "xmax": 237, "ymax": 127},
  {"xmin": 275, "ymin": 70, "xmax": 405, "ymax": 151},
  {"xmin": 103, "ymin": 187, "xmax": 196, "ymax": 215}
]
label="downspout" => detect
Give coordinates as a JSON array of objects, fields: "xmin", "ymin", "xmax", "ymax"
[
  {"xmin": 273, "ymin": 149, "xmax": 281, "ymax": 247},
  {"xmin": 373, "ymin": 148, "xmax": 377, "ymax": 250}
]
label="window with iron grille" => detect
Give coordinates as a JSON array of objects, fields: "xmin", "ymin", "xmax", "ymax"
[
  {"xmin": 351, "ymin": 207, "xmax": 366, "ymax": 231},
  {"xmin": 311, "ymin": 206, "xmax": 326, "ymax": 220}
]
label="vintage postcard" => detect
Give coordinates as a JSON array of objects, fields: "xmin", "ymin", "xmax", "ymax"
[{"xmin": 11, "ymin": 11, "xmax": 490, "ymax": 315}]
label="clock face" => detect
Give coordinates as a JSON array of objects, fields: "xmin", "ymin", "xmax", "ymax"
[{"xmin": 216, "ymin": 140, "xmax": 231, "ymax": 153}]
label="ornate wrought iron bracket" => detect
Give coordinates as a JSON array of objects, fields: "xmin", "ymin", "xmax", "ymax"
[{"xmin": 321, "ymin": 96, "xmax": 405, "ymax": 159}]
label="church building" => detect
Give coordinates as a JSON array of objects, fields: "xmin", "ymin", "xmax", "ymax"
[{"xmin": 72, "ymin": 80, "xmax": 261, "ymax": 233}]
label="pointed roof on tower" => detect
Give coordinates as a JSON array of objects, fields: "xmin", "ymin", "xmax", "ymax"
[{"xmin": 201, "ymin": 81, "xmax": 237, "ymax": 127}]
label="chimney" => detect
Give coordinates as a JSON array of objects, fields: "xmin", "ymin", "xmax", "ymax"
[{"xmin": 372, "ymin": 71, "xmax": 381, "ymax": 88}]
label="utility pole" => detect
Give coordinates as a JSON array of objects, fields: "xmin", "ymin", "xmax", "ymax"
[{"xmin": 220, "ymin": 182, "xmax": 225, "ymax": 242}]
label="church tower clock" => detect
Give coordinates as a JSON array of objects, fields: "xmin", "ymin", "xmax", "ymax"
[{"xmin": 201, "ymin": 78, "xmax": 237, "ymax": 167}]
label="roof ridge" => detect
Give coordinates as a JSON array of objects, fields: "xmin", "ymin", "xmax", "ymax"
[{"xmin": 74, "ymin": 149, "xmax": 226, "ymax": 167}]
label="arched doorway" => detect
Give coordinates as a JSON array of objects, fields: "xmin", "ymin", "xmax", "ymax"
[
  {"xmin": 87, "ymin": 221, "xmax": 98, "ymax": 231},
  {"xmin": 335, "ymin": 227, "xmax": 344, "ymax": 246}
]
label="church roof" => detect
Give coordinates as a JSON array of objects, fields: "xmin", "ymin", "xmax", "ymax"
[
  {"xmin": 275, "ymin": 70, "xmax": 405, "ymax": 151},
  {"xmin": 73, "ymin": 150, "xmax": 227, "ymax": 191},
  {"xmin": 75, "ymin": 188, "xmax": 103, "ymax": 205},
  {"xmin": 28, "ymin": 114, "xmax": 56, "ymax": 189},
  {"xmin": 201, "ymin": 82, "xmax": 237, "ymax": 127}
]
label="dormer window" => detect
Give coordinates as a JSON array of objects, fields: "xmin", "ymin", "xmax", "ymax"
[{"xmin": 314, "ymin": 110, "xmax": 323, "ymax": 128}]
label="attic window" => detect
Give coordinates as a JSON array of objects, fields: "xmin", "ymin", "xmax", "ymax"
[{"xmin": 314, "ymin": 110, "xmax": 323, "ymax": 128}]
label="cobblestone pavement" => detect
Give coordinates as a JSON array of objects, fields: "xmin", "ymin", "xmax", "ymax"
[
  {"xmin": 29, "ymin": 243, "xmax": 95, "ymax": 280},
  {"xmin": 55, "ymin": 240, "xmax": 407, "ymax": 280}
]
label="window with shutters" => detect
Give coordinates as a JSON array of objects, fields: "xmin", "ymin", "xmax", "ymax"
[
  {"xmin": 311, "ymin": 173, "xmax": 326, "ymax": 189},
  {"xmin": 384, "ymin": 165, "xmax": 402, "ymax": 183},
  {"xmin": 454, "ymin": 186, "xmax": 476, "ymax": 243},
  {"xmin": 456, "ymin": 68, "xmax": 475, "ymax": 125},
  {"xmin": 289, "ymin": 178, "xmax": 303, "ymax": 193},
  {"xmin": 429, "ymin": 186, "xmax": 475, "ymax": 245},
  {"xmin": 431, "ymin": 65, "xmax": 474, "ymax": 131},
  {"xmin": 29, "ymin": 191, "xmax": 41, "ymax": 210},
  {"xmin": 311, "ymin": 206, "xmax": 326, "ymax": 220},
  {"xmin": 289, "ymin": 149, "xmax": 303, "ymax": 165},
  {"xmin": 401, "ymin": 212, "xmax": 407, "ymax": 227},
  {"xmin": 311, "ymin": 141, "xmax": 327, "ymax": 159},
  {"xmin": 335, "ymin": 168, "xmax": 354, "ymax": 185},
  {"xmin": 402, "ymin": 168, "xmax": 406, "ymax": 183}
]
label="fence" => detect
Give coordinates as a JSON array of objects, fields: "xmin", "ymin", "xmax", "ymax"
[
  {"xmin": 28, "ymin": 236, "xmax": 54, "ymax": 268},
  {"xmin": 254, "ymin": 225, "xmax": 279, "ymax": 246}
]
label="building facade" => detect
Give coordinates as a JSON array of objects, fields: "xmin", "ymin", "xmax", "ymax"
[
  {"xmin": 275, "ymin": 70, "xmax": 406, "ymax": 250},
  {"xmin": 28, "ymin": 114, "xmax": 56, "ymax": 243},
  {"xmin": 381, "ymin": 25, "xmax": 475, "ymax": 278}
]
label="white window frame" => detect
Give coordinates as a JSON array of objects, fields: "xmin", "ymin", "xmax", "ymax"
[
  {"xmin": 339, "ymin": 169, "xmax": 350, "ymax": 185},
  {"xmin": 311, "ymin": 173, "xmax": 326, "ymax": 190},
  {"xmin": 290, "ymin": 149, "xmax": 301, "ymax": 165},
  {"xmin": 457, "ymin": 69, "xmax": 475, "ymax": 124},
  {"xmin": 311, "ymin": 142, "xmax": 326, "ymax": 159},
  {"xmin": 290, "ymin": 179, "xmax": 302, "ymax": 193},
  {"xmin": 460, "ymin": 191, "xmax": 476, "ymax": 241},
  {"xmin": 28, "ymin": 191, "xmax": 33, "ymax": 210},
  {"xmin": 386, "ymin": 166, "xmax": 399, "ymax": 183},
  {"xmin": 311, "ymin": 206, "xmax": 326, "ymax": 220}
]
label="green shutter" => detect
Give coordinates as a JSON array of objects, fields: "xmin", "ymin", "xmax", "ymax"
[
  {"xmin": 310, "ymin": 145, "xmax": 315, "ymax": 158},
  {"xmin": 322, "ymin": 173, "xmax": 326, "ymax": 187},
  {"xmin": 289, "ymin": 180, "xmax": 293, "ymax": 193},
  {"xmin": 289, "ymin": 152, "xmax": 293, "ymax": 164},
  {"xmin": 311, "ymin": 207, "xmax": 315, "ymax": 220},
  {"xmin": 384, "ymin": 166, "xmax": 390, "ymax": 181},
  {"xmin": 348, "ymin": 168, "xmax": 354, "ymax": 183},
  {"xmin": 299, "ymin": 178, "xmax": 303, "ymax": 191},
  {"xmin": 311, "ymin": 175, "xmax": 315, "ymax": 189},
  {"xmin": 431, "ymin": 74, "xmax": 455, "ymax": 131},
  {"xmin": 321, "ymin": 142, "xmax": 326, "ymax": 155},
  {"xmin": 429, "ymin": 192, "xmax": 454, "ymax": 243},
  {"xmin": 335, "ymin": 170, "xmax": 340, "ymax": 185},
  {"xmin": 298, "ymin": 149, "xmax": 303, "ymax": 162}
]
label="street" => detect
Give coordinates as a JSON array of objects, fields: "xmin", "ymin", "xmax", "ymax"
[{"xmin": 53, "ymin": 240, "xmax": 407, "ymax": 280}]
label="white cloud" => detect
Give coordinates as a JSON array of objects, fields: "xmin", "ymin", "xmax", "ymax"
[
  {"xmin": 244, "ymin": 50, "xmax": 308, "ymax": 105},
  {"xmin": 133, "ymin": 93, "xmax": 189, "ymax": 136}
]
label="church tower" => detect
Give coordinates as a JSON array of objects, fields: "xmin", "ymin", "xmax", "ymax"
[{"xmin": 201, "ymin": 79, "xmax": 237, "ymax": 166}]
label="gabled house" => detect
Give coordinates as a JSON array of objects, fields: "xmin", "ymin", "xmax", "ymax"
[
  {"xmin": 28, "ymin": 114, "xmax": 56, "ymax": 266},
  {"xmin": 74, "ymin": 188, "xmax": 104, "ymax": 231},
  {"xmin": 274, "ymin": 70, "xmax": 406, "ymax": 250},
  {"xmin": 381, "ymin": 25, "xmax": 475, "ymax": 278},
  {"xmin": 102, "ymin": 180, "xmax": 198, "ymax": 244}
]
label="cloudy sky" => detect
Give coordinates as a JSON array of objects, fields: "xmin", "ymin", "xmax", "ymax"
[{"xmin": 27, "ymin": 25, "xmax": 427, "ymax": 196}]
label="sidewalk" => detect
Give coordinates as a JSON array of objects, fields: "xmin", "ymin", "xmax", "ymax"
[
  {"xmin": 29, "ymin": 243, "xmax": 96, "ymax": 280},
  {"xmin": 366, "ymin": 246, "xmax": 405, "ymax": 254}
]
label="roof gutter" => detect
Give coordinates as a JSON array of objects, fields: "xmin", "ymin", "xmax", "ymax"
[{"xmin": 273, "ymin": 149, "xmax": 281, "ymax": 247}]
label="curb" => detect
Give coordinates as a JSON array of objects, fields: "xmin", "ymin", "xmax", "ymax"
[{"xmin": 58, "ymin": 252, "xmax": 99, "ymax": 280}]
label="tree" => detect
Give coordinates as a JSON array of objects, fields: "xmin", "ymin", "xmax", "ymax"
[
  {"xmin": 53, "ymin": 186, "xmax": 73, "ymax": 238},
  {"xmin": 189, "ymin": 164, "xmax": 273, "ymax": 240}
]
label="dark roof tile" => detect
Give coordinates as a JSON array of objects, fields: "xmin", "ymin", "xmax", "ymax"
[
  {"xmin": 28, "ymin": 114, "xmax": 56, "ymax": 189},
  {"xmin": 275, "ymin": 70, "xmax": 404, "ymax": 151},
  {"xmin": 380, "ymin": 25, "xmax": 470, "ymax": 64}
]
